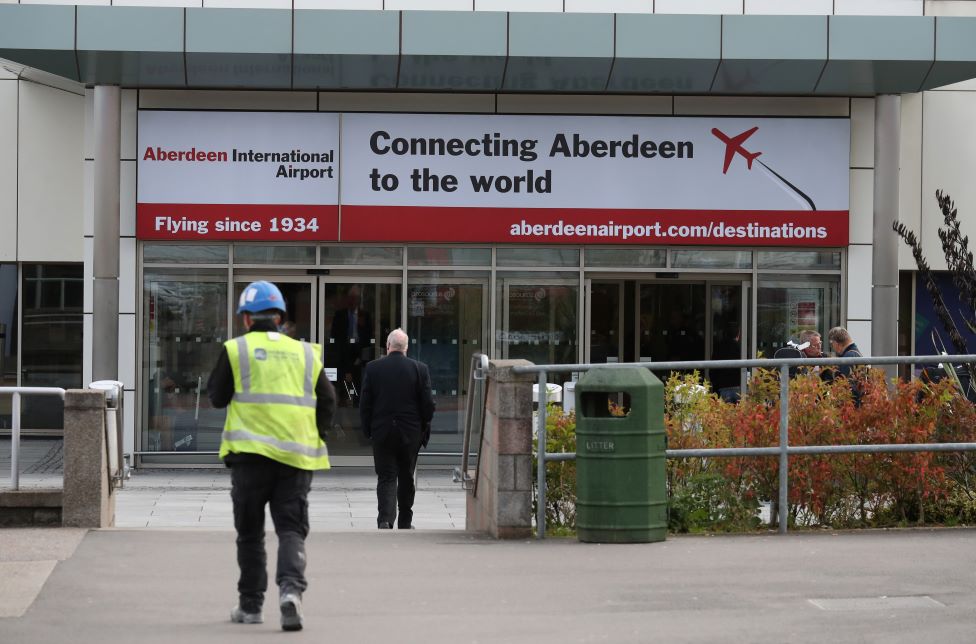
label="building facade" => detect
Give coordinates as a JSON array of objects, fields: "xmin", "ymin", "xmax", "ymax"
[{"xmin": 2, "ymin": 0, "xmax": 976, "ymax": 465}]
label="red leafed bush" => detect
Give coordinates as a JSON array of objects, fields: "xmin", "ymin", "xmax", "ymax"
[{"xmin": 666, "ymin": 368, "xmax": 976, "ymax": 530}]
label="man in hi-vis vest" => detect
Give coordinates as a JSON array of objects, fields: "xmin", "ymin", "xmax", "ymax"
[{"xmin": 208, "ymin": 281, "xmax": 336, "ymax": 632}]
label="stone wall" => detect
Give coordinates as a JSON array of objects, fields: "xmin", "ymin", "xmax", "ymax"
[{"xmin": 466, "ymin": 359, "xmax": 534, "ymax": 539}]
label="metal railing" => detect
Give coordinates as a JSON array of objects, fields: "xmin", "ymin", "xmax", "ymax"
[
  {"xmin": 514, "ymin": 354, "xmax": 976, "ymax": 539},
  {"xmin": 454, "ymin": 353, "xmax": 489, "ymax": 494},
  {"xmin": 0, "ymin": 387, "xmax": 66, "ymax": 490}
]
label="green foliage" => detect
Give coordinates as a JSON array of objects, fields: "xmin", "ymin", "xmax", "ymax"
[{"xmin": 532, "ymin": 403, "xmax": 577, "ymax": 535}]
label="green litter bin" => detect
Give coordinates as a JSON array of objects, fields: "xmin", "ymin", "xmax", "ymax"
[{"xmin": 575, "ymin": 368, "xmax": 667, "ymax": 543}]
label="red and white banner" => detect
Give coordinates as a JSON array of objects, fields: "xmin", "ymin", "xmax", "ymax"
[
  {"xmin": 138, "ymin": 111, "xmax": 339, "ymax": 241},
  {"xmin": 138, "ymin": 111, "xmax": 850, "ymax": 246}
]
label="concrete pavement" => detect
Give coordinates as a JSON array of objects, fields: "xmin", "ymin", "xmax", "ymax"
[
  {"xmin": 2, "ymin": 527, "xmax": 976, "ymax": 643},
  {"xmin": 4, "ymin": 443, "xmax": 976, "ymax": 642},
  {"xmin": 115, "ymin": 466, "xmax": 465, "ymax": 530}
]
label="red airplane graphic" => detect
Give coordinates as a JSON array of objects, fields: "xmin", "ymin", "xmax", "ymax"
[{"xmin": 711, "ymin": 126, "xmax": 761, "ymax": 174}]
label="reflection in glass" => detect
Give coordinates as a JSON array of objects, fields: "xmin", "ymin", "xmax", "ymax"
[
  {"xmin": 589, "ymin": 282, "xmax": 621, "ymax": 364},
  {"xmin": 408, "ymin": 247, "xmax": 491, "ymax": 266},
  {"xmin": 497, "ymin": 280, "xmax": 579, "ymax": 367},
  {"xmin": 585, "ymin": 248, "xmax": 666, "ymax": 268},
  {"xmin": 322, "ymin": 283, "xmax": 402, "ymax": 456},
  {"xmin": 758, "ymin": 251, "xmax": 841, "ymax": 270},
  {"xmin": 407, "ymin": 281, "xmax": 485, "ymax": 452},
  {"xmin": 144, "ymin": 244, "xmax": 229, "ymax": 264},
  {"xmin": 143, "ymin": 271, "xmax": 228, "ymax": 452},
  {"xmin": 0, "ymin": 265, "xmax": 17, "ymax": 429},
  {"xmin": 234, "ymin": 245, "xmax": 315, "ymax": 265},
  {"xmin": 638, "ymin": 283, "xmax": 705, "ymax": 370},
  {"xmin": 671, "ymin": 250, "xmax": 752, "ymax": 269},
  {"xmin": 708, "ymin": 284, "xmax": 743, "ymax": 402},
  {"xmin": 20, "ymin": 264, "xmax": 83, "ymax": 429},
  {"xmin": 320, "ymin": 246, "xmax": 403, "ymax": 265},
  {"xmin": 756, "ymin": 279, "xmax": 840, "ymax": 358},
  {"xmin": 497, "ymin": 248, "xmax": 580, "ymax": 267}
]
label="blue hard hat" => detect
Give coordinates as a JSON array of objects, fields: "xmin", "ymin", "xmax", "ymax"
[{"xmin": 237, "ymin": 281, "xmax": 287, "ymax": 315}]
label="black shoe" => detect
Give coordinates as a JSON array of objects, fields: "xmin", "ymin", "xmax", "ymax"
[
  {"xmin": 378, "ymin": 522, "xmax": 393, "ymax": 529},
  {"xmin": 398, "ymin": 524, "xmax": 415, "ymax": 529}
]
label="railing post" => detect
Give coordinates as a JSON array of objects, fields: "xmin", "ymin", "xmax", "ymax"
[
  {"xmin": 11, "ymin": 391, "xmax": 20, "ymax": 491},
  {"xmin": 778, "ymin": 365, "xmax": 789, "ymax": 534},
  {"xmin": 536, "ymin": 370, "xmax": 548, "ymax": 540}
]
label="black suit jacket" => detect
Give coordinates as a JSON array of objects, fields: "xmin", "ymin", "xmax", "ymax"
[{"xmin": 359, "ymin": 351, "xmax": 435, "ymax": 444}]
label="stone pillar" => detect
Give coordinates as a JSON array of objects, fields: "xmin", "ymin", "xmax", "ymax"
[
  {"xmin": 873, "ymin": 94, "xmax": 901, "ymax": 379},
  {"xmin": 63, "ymin": 390, "xmax": 115, "ymax": 528},
  {"xmin": 466, "ymin": 360, "xmax": 534, "ymax": 539},
  {"xmin": 92, "ymin": 85, "xmax": 121, "ymax": 382}
]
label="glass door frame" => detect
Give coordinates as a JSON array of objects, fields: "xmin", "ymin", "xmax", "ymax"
[
  {"xmin": 138, "ymin": 269, "xmax": 230, "ymax": 464},
  {"xmin": 406, "ymin": 275, "xmax": 490, "ymax": 463},
  {"xmin": 318, "ymin": 275, "xmax": 403, "ymax": 466},
  {"xmin": 582, "ymin": 273, "xmax": 752, "ymax": 367},
  {"xmin": 755, "ymin": 277, "xmax": 842, "ymax": 359},
  {"xmin": 583, "ymin": 279, "xmax": 626, "ymax": 365}
]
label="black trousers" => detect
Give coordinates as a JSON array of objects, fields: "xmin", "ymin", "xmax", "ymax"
[
  {"xmin": 372, "ymin": 432, "xmax": 421, "ymax": 528},
  {"xmin": 230, "ymin": 459, "xmax": 312, "ymax": 611}
]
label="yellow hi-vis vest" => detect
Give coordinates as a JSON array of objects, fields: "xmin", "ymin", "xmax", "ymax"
[{"xmin": 219, "ymin": 332, "xmax": 330, "ymax": 470}]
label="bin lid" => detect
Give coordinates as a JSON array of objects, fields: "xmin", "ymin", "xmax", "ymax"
[{"xmin": 576, "ymin": 367, "xmax": 661, "ymax": 391}]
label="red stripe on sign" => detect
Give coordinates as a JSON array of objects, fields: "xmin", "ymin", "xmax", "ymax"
[
  {"xmin": 137, "ymin": 204, "xmax": 339, "ymax": 241},
  {"xmin": 341, "ymin": 206, "xmax": 849, "ymax": 247}
]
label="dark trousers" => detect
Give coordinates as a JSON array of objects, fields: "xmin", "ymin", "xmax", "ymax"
[
  {"xmin": 230, "ymin": 459, "xmax": 312, "ymax": 611},
  {"xmin": 372, "ymin": 432, "xmax": 420, "ymax": 528}
]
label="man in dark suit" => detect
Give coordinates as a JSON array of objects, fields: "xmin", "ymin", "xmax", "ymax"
[{"xmin": 359, "ymin": 328, "xmax": 435, "ymax": 529}]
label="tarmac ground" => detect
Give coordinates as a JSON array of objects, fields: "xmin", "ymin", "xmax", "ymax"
[
  {"xmin": 3, "ymin": 439, "xmax": 976, "ymax": 642},
  {"xmin": 2, "ymin": 527, "xmax": 976, "ymax": 643}
]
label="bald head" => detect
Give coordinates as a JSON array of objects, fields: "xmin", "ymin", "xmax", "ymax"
[{"xmin": 386, "ymin": 328, "xmax": 409, "ymax": 354}]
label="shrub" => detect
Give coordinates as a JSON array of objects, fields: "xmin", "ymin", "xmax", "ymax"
[{"xmin": 534, "ymin": 368, "xmax": 976, "ymax": 535}]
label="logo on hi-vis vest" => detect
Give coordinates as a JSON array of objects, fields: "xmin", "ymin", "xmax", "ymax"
[{"xmin": 254, "ymin": 348, "xmax": 268, "ymax": 361}]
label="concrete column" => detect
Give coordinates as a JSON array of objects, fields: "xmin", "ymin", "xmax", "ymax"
[
  {"xmin": 466, "ymin": 360, "xmax": 534, "ymax": 539},
  {"xmin": 92, "ymin": 86, "xmax": 121, "ymax": 383},
  {"xmin": 63, "ymin": 390, "xmax": 115, "ymax": 527},
  {"xmin": 873, "ymin": 94, "xmax": 900, "ymax": 378}
]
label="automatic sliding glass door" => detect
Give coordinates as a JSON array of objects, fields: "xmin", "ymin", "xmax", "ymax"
[
  {"xmin": 320, "ymin": 280, "xmax": 402, "ymax": 457},
  {"xmin": 407, "ymin": 279, "xmax": 487, "ymax": 454}
]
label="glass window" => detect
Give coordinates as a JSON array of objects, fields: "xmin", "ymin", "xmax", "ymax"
[
  {"xmin": 234, "ymin": 245, "xmax": 315, "ymax": 265},
  {"xmin": 670, "ymin": 249, "xmax": 752, "ymax": 269},
  {"xmin": 0, "ymin": 265, "xmax": 18, "ymax": 429},
  {"xmin": 407, "ymin": 247, "xmax": 491, "ymax": 266},
  {"xmin": 758, "ymin": 251, "xmax": 841, "ymax": 270},
  {"xmin": 585, "ymin": 248, "xmax": 666, "ymax": 268},
  {"xmin": 143, "ymin": 270, "xmax": 228, "ymax": 454},
  {"xmin": 496, "ymin": 275, "xmax": 579, "ymax": 368},
  {"xmin": 21, "ymin": 264, "xmax": 83, "ymax": 429},
  {"xmin": 144, "ymin": 244, "xmax": 229, "ymax": 264},
  {"xmin": 497, "ymin": 248, "xmax": 580, "ymax": 267},
  {"xmin": 320, "ymin": 246, "xmax": 402, "ymax": 266},
  {"xmin": 756, "ymin": 278, "xmax": 841, "ymax": 358}
]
